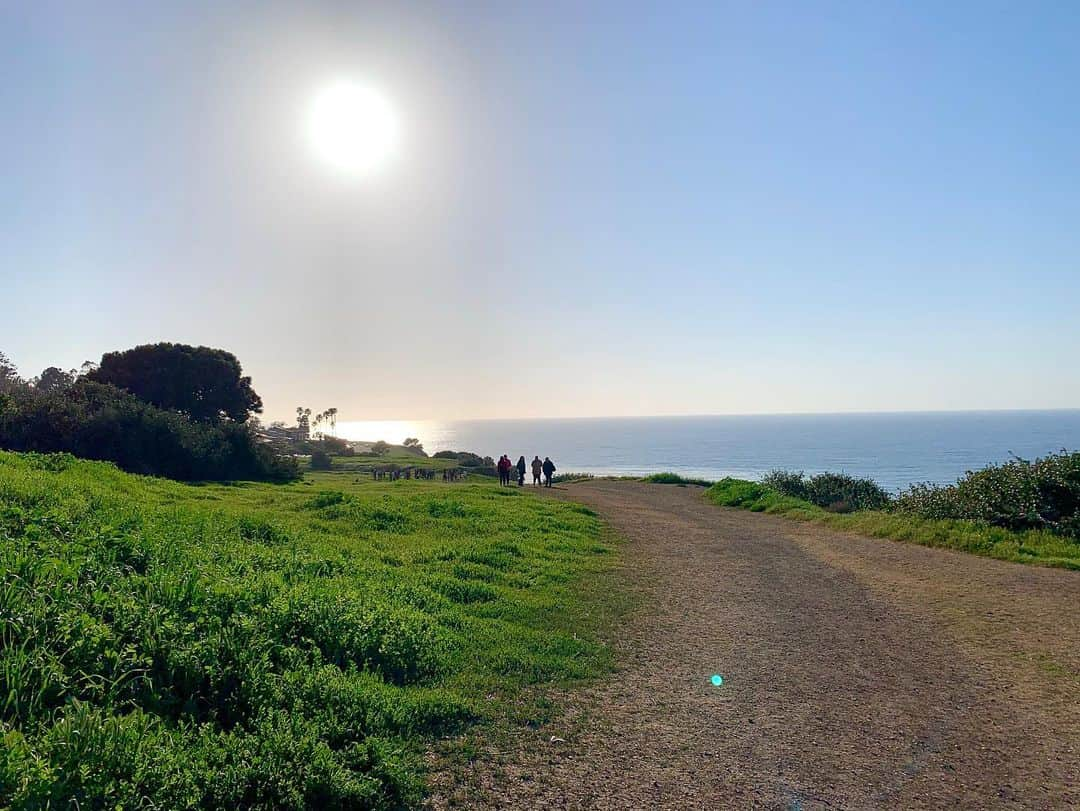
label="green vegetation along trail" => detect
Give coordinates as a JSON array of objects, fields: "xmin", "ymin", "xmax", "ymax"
[{"xmin": 436, "ymin": 480, "xmax": 1079, "ymax": 809}]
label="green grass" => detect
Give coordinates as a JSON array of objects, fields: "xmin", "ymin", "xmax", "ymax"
[
  {"xmin": 706, "ymin": 477, "xmax": 1080, "ymax": 570},
  {"xmin": 0, "ymin": 451, "xmax": 620, "ymax": 808},
  {"xmin": 314, "ymin": 453, "xmax": 496, "ymax": 478},
  {"xmin": 550, "ymin": 472, "xmax": 596, "ymax": 484},
  {"xmin": 642, "ymin": 472, "xmax": 714, "ymax": 487},
  {"xmin": 325, "ymin": 452, "xmax": 462, "ymax": 471}
]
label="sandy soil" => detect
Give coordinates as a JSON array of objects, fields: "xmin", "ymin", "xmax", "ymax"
[{"xmin": 428, "ymin": 481, "xmax": 1079, "ymax": 810}]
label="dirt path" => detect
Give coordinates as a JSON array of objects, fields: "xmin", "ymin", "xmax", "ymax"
[{"xmin": 431, "ymin": 481, "xmax": 1079, "ymax": 809}]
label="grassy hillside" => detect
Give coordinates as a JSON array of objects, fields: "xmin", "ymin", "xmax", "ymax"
[
  {"xmin": 320, "ymin": 452, "xmax": 475, "ymax": 475},
  {"xmin": 706, "ymin": 478, "xmax": 1080, "ymax": 570},
  {"xmin": 0, "ymin": 451, "xmax": 617, "ymax": 808}
]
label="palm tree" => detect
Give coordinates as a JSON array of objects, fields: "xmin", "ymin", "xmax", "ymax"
[{"xmin": 296, "ymin": 407, "xmax": 312, "ymax": 441}]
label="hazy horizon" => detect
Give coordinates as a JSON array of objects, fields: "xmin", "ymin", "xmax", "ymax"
[
  {"xmin": 5, "ymin": 1, "xmax": 1079, "ymax": 422},
  {"xmin": 333, "ymin": 409, "xmax": 1080, "ymax": 490},
  {"xmin": 4, "ymin": 345, "xmax": 1077, "ymax": 424},
  {"xmin": 333, "ymin": 408, "xmax": 1080, "ymax": 451}
]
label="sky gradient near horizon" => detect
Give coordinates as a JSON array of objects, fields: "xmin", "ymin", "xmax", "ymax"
[{"xmin": 3, "ymin": 1, "xmax": 1079, "ymax": 422}]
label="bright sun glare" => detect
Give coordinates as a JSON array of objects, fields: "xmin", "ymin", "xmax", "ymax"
[{"xmin": 306, "ymin": 81, "xmax": 398, "ymax": 175}]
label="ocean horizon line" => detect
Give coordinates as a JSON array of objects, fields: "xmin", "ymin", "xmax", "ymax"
[{"xmin": 331, "ymin": 407, "xmax": 1080, "ymax": 427}]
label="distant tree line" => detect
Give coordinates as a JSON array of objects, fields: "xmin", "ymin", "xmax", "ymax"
[
  {"xmin": 281, "ymin": 406, "xmax": 339, "ymax": 444},
  {"xmin": 0, "ymin": 344, "xmax": 298, "ymax": 482}
]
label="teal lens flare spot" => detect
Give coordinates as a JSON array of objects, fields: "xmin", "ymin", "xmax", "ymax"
[{"xmin": 710, "ymin": 674, "xmax": 723, "ymax": 687}]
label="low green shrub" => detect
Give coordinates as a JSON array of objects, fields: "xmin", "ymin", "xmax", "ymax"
[
  {"xmin": 707, "ymin": 477, "xmax": 767, "ymax": 507},
  {"xmin": 306, "ymin": 490, "xmax": 350, "ymax": 509},
  {"xmin": 643, "ymin": 472, "xmax": 713, "ymax": 487},
  {"xmin": 552, "ymin": 472, "xmax": 594, "ymax": 484},
  {"xmin": 757, "ymin": 470, "xmax": 805, "ymax": 498},
  {"xmin": 706, "ymin": 475, "xmax": 1080, "ymax": 569},
  {"xmin": 707, "ymin": 478, "xmax": 816, "ymax": 515},
  {"xmin": 433, "ymin": 451, "xmax": 493, "ymax": 469},
  {"xmin": 761, "ymin": 470, "xmax": 891, "ymax": 512},
  {"xmin": 893, "ymin": 450, "xmax": 1080, "ymax": 538},
  {"xmin": 310, "ymin": 449, "xmax": 333, "ymax": 471}
]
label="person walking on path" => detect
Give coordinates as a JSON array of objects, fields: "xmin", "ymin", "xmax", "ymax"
[
  {"xmin": 516, "ymin": 456, "xmax": 527, "ymax": 486},
  {"xmin": 531, "ymin": 456, "xmax": 543, "ymax": 485},
  {"xmin": 497, "ymin": 455, "xmax": 511, "ymax": 486},
  {"xmin": 541, "ymin": 456, "xmax": 556, "ymax": 487}
]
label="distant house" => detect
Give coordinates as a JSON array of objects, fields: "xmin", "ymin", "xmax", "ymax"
[{"xmin": 259, "ymin": 424, "xmax": 308, "ymax": 444}]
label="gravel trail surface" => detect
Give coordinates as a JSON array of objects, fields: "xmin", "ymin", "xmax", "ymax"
[{"xmin": 430, "ymin": 481, "xmax": 1078, "ymax": 809}]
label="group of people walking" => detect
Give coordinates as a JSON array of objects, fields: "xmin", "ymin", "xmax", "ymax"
[{"xmin": 497, "ymin": 454, "xmax": 556, "ymax": 487}]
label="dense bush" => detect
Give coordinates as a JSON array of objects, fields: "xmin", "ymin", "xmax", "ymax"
[
  {"xmin": 310, "ymin": 449, "xmax": 333, "ymax": 471},
  {"xmin": 0, "ymin": 381, "xmax": 298, "ymax": 482},
  {"xmin": 432, "ymin": 451, "xmax": 496, "ymax": 476},
  {"xmin": 706, "ymin": 476, "xmax": 1080, "ymax": 568},
  {"xmin": 433, "ymin": 450, "xmax": 492, "ymax": 467},
  {"xmin": 893, "ymin": 451, "xmax": 1080, "ymax": 538},
  {"xmin": 306, "ymin": 436, "xmax": 352, "ymax": 456},
  {"xmin": 761, "ymin": 470, "xmax": 892, "ymax": 512}
]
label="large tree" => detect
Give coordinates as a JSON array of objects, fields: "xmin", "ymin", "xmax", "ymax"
[
  {"xmin": 0, "ymin": 351, "xmax": 23, "ymax": 393},
  {"xmin": 89, "ymin": 343, "xmax": 262, "ymax": 423},
  {"xmin": 32, "ymin": 366, "xmax": 77, "ymax": 392}
]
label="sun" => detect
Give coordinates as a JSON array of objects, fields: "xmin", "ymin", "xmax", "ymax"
[{"xmin": 306, "ymin": 81, "xmax": 399, "ymax": 175}]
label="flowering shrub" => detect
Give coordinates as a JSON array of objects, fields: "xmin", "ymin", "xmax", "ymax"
[
  {"xmin": 761, "ymin": 470, "xmax": 892, "ymax": 512},
  {"xmin": 893, "ymin": 451, "xmax": 1080, "ymax": 538}
]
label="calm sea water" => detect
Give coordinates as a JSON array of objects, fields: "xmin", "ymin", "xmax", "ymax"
[{"xmin": 337, "ymin": 411, "xmax": 1080, "ymax": 492}]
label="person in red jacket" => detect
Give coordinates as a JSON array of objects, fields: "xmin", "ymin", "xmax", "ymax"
[{"xmin": 497, "ymin": 455, "xmax": 512, "ymax": 486}]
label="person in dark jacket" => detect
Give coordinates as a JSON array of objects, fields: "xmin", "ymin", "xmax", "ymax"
[
  {"xmin": 516, "ymin": 456, "xmax": 526, "ymax": 486},
  {"xmin": 541, "ymin": 456, "xmax": 556, "ymax": 487},
  {"xmin": 531, "ymin": 456, "xmax": 543, "ymax": 485}
]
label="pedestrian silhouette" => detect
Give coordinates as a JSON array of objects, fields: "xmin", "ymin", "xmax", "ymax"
[{"xmin": 542, "ymin": 456, "xmax": 556, "ymax": 487}]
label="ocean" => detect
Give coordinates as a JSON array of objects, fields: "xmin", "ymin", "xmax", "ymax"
[{"xmin": 336, "ymin": 410, "xmax": 1080, "ymax": 492}]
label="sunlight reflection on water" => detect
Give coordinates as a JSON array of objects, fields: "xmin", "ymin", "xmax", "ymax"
[
  {"xmin": 332, "ymin": 412, "xmax": 1080, "ymax": 491},
  {"xmin": 336, "ymin": 420, "xmax": 446, "ymax": 446}
]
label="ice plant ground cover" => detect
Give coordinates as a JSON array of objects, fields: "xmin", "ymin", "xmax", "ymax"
[{"xmin": 0, "ymin": 451, "xmax": 617, "ymax": 808}]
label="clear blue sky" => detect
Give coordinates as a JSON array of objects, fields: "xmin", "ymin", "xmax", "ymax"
[{"xmin": 3, "ymin": 1, "xmax": 1078, "ymax": 420}]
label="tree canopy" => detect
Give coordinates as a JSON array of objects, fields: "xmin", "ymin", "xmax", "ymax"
[
  {"xmin": 33, "ymin": 366, "xmax": 77, "ymax": 392},
  {"xmin": 89, "ymin": 343, "xmax": 262, "ymax": 423},
  {"xmin": 0, "ymin": 351, "xmax": 21, "ymax": 393}
]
